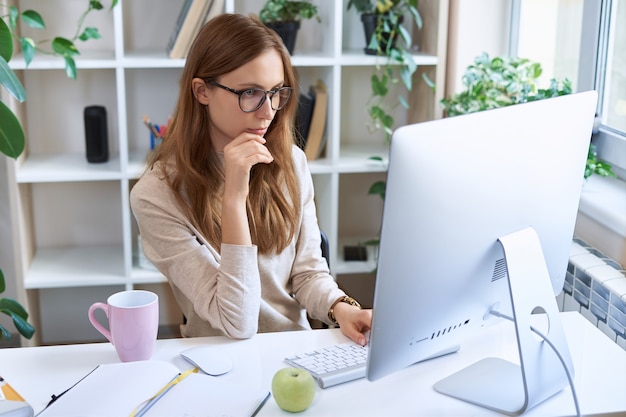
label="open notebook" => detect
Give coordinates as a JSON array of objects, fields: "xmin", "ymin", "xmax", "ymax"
[{"xmin": 37, "ymin": 360, "xmax": 268, "ymax": 417}]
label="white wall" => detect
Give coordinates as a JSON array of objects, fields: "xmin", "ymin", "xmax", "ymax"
[{"xmin": 445, "ymin": 0, "xmax": 511, "ymax": 96}]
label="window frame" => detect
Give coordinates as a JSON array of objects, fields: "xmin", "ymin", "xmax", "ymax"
[
  {"xmin": 509, "ymin": 0, "xmax": 626, "ymax": 180},
  {"xmin": 581, "ymin": 0, "xmax": 626, "ymax": 179}
]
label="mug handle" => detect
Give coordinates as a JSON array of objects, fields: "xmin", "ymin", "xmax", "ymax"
[{"xmin": 88, "ymin": 302, "xmax": 113, "ymax": 343}]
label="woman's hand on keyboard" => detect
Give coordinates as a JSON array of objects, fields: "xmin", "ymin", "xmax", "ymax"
[{"xmin": 334, "ymin": 305, "xmax": 372, "ymax": 347}]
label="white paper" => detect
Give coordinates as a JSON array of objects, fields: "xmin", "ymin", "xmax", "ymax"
[
  {"xmin": 145, "ymin": 373, "xmax": 269, "ymax": 417},
  {"xmin": 38, "ymin": 360, "xmax": 179, "ymax": 417}
]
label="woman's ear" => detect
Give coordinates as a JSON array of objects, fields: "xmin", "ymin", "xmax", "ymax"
[{"xmin": 192, "ymin": 78, "xmax": 210, "ymax": 105}]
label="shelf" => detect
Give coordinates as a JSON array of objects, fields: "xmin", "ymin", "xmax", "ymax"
[
  {"xmin": 338, "ymin": 145, "xmax": 389, "ymax": 173},
  {"xmin": 119, "ymin": 51, "xmax": 438, "ymax": 70},
  {"xmin": 340, "ymin": 49, "xmax": 439, "ymax": 66},
  {"xmin": 333, "ymin": 236, "xmax": 379, "ymax": 275},
  {"xmin": 6, "ymin": 0, "xmax": 449, "ymax": 345},
  {"xmin": 16, "ymin": 153, "xmax": 122, "ymax": 183},
  {"xmin": 128, "ymin": 151, "xmax": 150, "ymax": 179},
  {"xmin": 8, "ymin": 51, "xmax": 117, "ymax": 70},
  {"xmin": 25, "ymin": 245, "xmax": 126, "ymax": 289},
  {"xmin": 131, "ymin": 266, "xmax": 167, "ymax": 284},
  {"xmin": 122, "ymin": 51, "xmax": 186, "ymax": 68}
]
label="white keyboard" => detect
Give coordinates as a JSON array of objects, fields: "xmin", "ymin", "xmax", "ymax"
[
  {"xmin": 285, "ymin": 342, "xmax": 461, "ymax": 389},
  {"xmin": 284, "ymin": 342, "xmax": 368, "ymax": 388}
]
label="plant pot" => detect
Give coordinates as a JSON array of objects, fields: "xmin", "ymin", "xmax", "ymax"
[
  {"xmin": 360, "ymin": 13, "xmax": 402, "ymax": 56},
  {"xmin": 265, "ymin": 21, "xmax": 301, "ymax": 55}
]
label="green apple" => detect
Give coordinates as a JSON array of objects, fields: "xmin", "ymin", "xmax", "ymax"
[{"xmin": 271, "ymin": 367, "xmax": 316, "ymax": 412}]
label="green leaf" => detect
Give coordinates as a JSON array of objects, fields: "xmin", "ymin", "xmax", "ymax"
[
  {"xmin": 52, "ymin": 37, "xmax": 80, "ymax": 56},
  {"xmin": 0, "ymin": 54, "xmax": 27, "ymax": 101},
  {"xmin": 398, "ymin": 95, "xmax": 409, "ymax": 109},
  {"xmin": 21, "ymin": 10, "xmax": 45, "ymax": 29},
  {"xmin": 408, "ymin": 5, "xmax": 422, "ymax": 29},
  {"xmin": 79, "ymin": 27, "xmax": 101, "ymax": 42},
  {"xmin": 8, "ymin": 6, "xmax": 18, "ymax": 30},
  {"xmin": 64, "ymin": 56, "xmax": 77, "ymax": 79},
  {"xmin": 90, "ymin": 0, "xmax": 105, "ymax": 11},
  {"xmin": 398, "ymin": 23, "xmax": 411, "ymax": 46},
  {"xmin": 20, "ymin": 37, "xmax": 36, "ymax": 66},
  {"xmin": 0, "ymin": 297, "xmax": 35, "ymax": 339},
  {"xmin": 0, "ymin": 18, "xmax": 13, "ymax": 62},
  {"xmin": 0, "ymin": 325, "xmax": 10, "ymax": 340},
  {"xmin": 0, "ymin": 269, "xmax": 5, "ymax": 293},
  {"xmin": 400, "ymin": 58, "xmax": 415, "ymax": 90},
  {"xmin": 0, "ymin": 100, "xmax": 26, "ymax": 158},
  {"xmin": 362, "ymin": 238, "xmax": 380, "ymax": 247},
  {"xmin": 422, "ymin": 73, "xmax": 436, "ymax": 90},
  {"xmin": 0, "ymin": 298, "xmax": 28, "ymax": 320},
  {"xmin": 368, "ymin": 180, "xmax": 386, "ymax": 200},
  {"xmin": 7, "ymin": 311, "xmax": 35, "ymax": 339},
  {"xmin": 371, "ymin": 73, "xmax": 388, "ymax": 97}
]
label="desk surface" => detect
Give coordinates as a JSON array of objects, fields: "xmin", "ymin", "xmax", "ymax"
[{"xmin": 1, "ymin": 311, "xmax": 625, "ymax": 416}]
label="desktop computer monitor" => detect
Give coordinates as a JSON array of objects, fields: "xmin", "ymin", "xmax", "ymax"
[{"xmin": 366, "ymin": 91, "xmax": 598, "ymax": 415}]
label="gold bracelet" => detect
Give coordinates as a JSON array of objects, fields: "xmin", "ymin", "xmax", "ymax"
[{"xmin": 328, "ymin": 296, "xmax": 361, "ymax": 325}]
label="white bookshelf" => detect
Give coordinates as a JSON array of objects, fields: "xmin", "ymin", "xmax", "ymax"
[{"xmin": 6, "ymin": 0, "xmax": 448, "ymax": 345}]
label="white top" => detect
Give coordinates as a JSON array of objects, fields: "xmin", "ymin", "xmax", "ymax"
[{"xmin": 130, "ymin": 145, "xmax": 345, "ymax": 338}]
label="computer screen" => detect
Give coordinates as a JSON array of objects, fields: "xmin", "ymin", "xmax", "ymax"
[{"xmin": 366, "ymin": 91, "xmax": 598, "ymax": 414}]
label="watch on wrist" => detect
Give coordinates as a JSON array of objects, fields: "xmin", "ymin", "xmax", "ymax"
[{"xmin": 328, "ymin": 296, "xmax": 362, "ymax": 325}]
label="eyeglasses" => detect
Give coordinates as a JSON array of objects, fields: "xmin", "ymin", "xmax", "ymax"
[{"xmin": 209, "ymin": 81, "xmax": 293, "ymax": 113}]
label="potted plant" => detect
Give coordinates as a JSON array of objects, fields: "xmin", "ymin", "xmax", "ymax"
[
  {"xmin": 344, "ymin": 1, "xmax": 423, "ymax": 261},
  {"xmin": 347, "ymin": 0, "xmax": 423, "ymax": 142},
  {"xmin": 440, "ymin": 52, "xmax": 615, "ymax": 179},
  {"xmin": 0, "ymin": 270, "xmax": 33, "ymax": 340},
  {"xmin": 0, "ymin": 0, "xmax": 117, "ymax": 342},
  {"xmin": 259, "ymin": 0, "xmax": 320, "ymax": 55}
]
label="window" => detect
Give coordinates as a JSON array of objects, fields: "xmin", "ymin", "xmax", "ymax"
[
  {"xmin": 599, "ymin": 0, "xmax": 625, "ymax": 133},
  {"xmin": 511, "ymin": 0, "xmax": 626, "ymax": 179}
]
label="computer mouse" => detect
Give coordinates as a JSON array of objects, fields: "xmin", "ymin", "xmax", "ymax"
[{"xmin": 180, "ymin": 346, "xmax": 233, "ymax": 376}]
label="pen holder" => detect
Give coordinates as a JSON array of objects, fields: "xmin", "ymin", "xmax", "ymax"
[{"xmin": 150, "ymin": 128, "xmax": 163, "ymax": 150}]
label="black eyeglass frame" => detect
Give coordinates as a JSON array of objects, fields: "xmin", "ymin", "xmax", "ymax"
[{"xmin": 208, "ymin": 80, "xmax": 293, "ymax": 113}]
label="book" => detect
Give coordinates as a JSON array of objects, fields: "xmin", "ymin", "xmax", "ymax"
[
  {"xmin": 166, "ymin": 0, "xmax": 192, "ymax": 57},
  {"xmin": 294, "ymin": 90, "xmax": 316, "ymax": 150},
  {"xmin": 204, "ymin": 0, "xmax": 224, "ymax": 24},
  {"xmin": 304, "ymin": 79, "xmax": 329, "ymax": 160},
  {"xmin": 180, "ymin": 0, "xmax": 223, "ymax": 59},
  {"xmin": 0, "ymin": 376, "xmax": 33, "ymax": 417},
  {"xmin": 167, "ymin": 0, "xmax": 212, "ymax": 59},
  {"xmin": 37, "ymin": 360, "xmax": 268, "ymax": 417}
]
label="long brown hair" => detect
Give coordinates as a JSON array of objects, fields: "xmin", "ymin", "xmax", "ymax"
[{"xmin": 148, "ymin": 14, "xmax": 301, "ymax": 254}]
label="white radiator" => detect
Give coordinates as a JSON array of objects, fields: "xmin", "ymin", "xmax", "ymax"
[{"xmin": 558, "ymin": 238, "xmax": 626, "ymax": 351}]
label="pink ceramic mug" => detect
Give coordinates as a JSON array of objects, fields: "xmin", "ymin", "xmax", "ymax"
[{"xmin": 88, "ymin": 290, "xmax": 159, "ymax": 362}]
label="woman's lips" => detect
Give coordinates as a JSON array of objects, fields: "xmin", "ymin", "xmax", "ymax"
[{"xmin": 248, "ymin": 128, "xmax": 268, "ymax": 136}]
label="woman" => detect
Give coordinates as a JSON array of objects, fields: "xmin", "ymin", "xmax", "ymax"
[{"xmin": 130, "ymin": 14, "xmax": 372, "ymax": 346}]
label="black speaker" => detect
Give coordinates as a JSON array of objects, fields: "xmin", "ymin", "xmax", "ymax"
[{"xmin": 84, "ymin": 105, "xmax": 109, "ymax": 163}]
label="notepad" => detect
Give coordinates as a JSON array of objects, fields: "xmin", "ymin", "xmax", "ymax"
[
  {"xmin": 1, "ymin": 375, "xmax": 34, "ymax": 417},
  {"xmin": 38, "ymin": 360, "xmax": 268, "ymax": 417},
  {"xmin": 145, "ymin": 372, "xmax": 268, "ymax": 416}
]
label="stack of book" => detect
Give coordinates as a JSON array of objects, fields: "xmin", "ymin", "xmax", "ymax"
[
  {"xmin": 167, "ymin": 0, "xmax": 224, "ymax": 59},
  {"xmin": 295, "ymin": 79, "xmax": 329, "ymax": 161}
]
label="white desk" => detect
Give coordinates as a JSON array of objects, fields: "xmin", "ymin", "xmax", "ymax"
[{"xmin": 1, "ymin": 312, "xmax": 625, "ymax": 416}]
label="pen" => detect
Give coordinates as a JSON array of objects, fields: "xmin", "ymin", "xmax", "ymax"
[
  {"xmin": 142, "ymin": 115, "xmax": 162, "ymax": 138},
  {"xmin": 130, "ymin": 367, "xmax": 198, "ymax": 417},
  {"xmin": 250, "ymin": 391, "xmax": 271, "ymax": 417}
]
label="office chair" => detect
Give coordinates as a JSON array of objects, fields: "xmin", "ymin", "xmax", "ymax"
[{"xmin": 320, "ymin": 229, "xmax": 330, "ymax": 268}]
